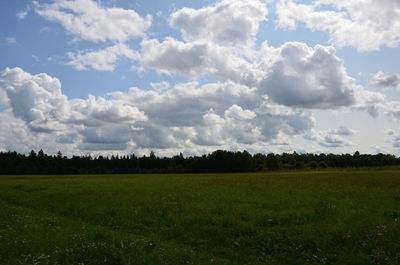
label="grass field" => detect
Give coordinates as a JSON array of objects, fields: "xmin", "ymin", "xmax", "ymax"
[{"xmin": 0, "ymin": 170, "xmax": 400, "ymax": 265}]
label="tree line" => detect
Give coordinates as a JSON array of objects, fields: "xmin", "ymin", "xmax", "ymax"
[{"xmin": 0, "ymin": 149, "xmax": 399, "ymax": 174}]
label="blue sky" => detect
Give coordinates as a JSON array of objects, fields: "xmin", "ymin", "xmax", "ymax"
[{"xmin": 0, "ymin": 0, "xmax": 399, "ymax": 156}]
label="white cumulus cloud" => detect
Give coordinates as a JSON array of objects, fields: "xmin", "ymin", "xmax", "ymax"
[
  {"xmin": 34, "ymin": 0, "xmax": 152, "ymax": 43},
  {"xmin": 276, "ymin": 0, "xmax": 400, "ymax": 51},
  {"xmin": 0, "ymin": 67, "xmax": 70, "ymax": 132},
  {"xmin": 68, "ymin": 95, "xmax": 147, "ymax": 126},
  {"xmin": 257, "ymin": 42, "xmax": 356, "ymax": 109},
  {"xmin": 170, "ymin": 0, "xmax": 268, "ymax": 46},
  {"xmin": 140, "ymin": 38, "xmax": 255, "ymax": 83},
  {"xmin": 0, "ymin": 67, "xmax": 147, "ymax": 150},
  {"xmin": 67, "ymin": 43, "xmax": 139, "ymax": 71}
]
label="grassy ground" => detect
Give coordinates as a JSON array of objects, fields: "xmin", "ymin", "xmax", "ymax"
[{"xmin": 0, "ymin": 170, "xmax": 399, "ymax": 265}]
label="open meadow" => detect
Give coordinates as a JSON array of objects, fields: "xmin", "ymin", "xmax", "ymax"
[{"xmin": 0, "ymin": 170, "xmax": 400, "ymax": 265}]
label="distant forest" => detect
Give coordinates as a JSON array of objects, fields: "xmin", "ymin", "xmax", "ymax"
[{"xmin": 1, "ymin": 149, "xmax": 400, "ymax": 174}]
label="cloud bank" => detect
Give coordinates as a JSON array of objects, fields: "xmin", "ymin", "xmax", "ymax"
[{"xmin": 1, "ymin": 0, "xmax": 397, "ymax": 155}]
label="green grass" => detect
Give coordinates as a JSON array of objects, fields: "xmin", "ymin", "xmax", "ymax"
[{"xmin": 0, "ymin": 170, "xmax": 400, "ymax": 265}]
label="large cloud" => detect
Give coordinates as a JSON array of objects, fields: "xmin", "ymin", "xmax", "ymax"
[
  {"xmin": 0, "ymin": 109, "xmax": 79, "ymax": 155},
  {"xmin": 0, "ymin": 67, "xmax": 317, "ymax": 154},
  {"xmin": 78, "ymin": 125, "xmax": 134, "ymax": 151},
  {"xmin": 0, "ymin": 67, "xmax": 70, "ymax": 132},
  {"xmin": 276, "ymin": 0, "xmax": 400, "ymax": 51},
  {"xmin": 110, "ymin": 81, "xmax": 259, "ymax": 127},
  {"xmin": 109, "ymin": 81, "xmax": 315, "ymax": 149},
  {"xmin": 34, "ymin": 0, "xmax": 152, "ymax": 43},
  {"xmin": 192, "ymin": 107, "xmax": 258, "ymax": 146},
  {"xmin": 257, "ymin": 42, "xmax": 356, "ymax": 109},
  {"xmin": 140, "ymin": 38, "xmax": 256, "ymax": 84},
  {"xmin": 140, "ymin": 38, "xmax": 370, "ymax": 111},
  {"xmin": 170, "ymin": 0, "xmax": 268, "ymax": 46},
  {"xmin": 68, "ymin": 95, "xmax": 147, "ymax": 127},
  {"xmin": 0, "ymin": 67, "xmax": 147, "ymax": 151}
]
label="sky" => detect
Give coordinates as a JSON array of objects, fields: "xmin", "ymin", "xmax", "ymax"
[{"xmin": 0, "ymin": 0, "xmax": 399, "ymax": 157}]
